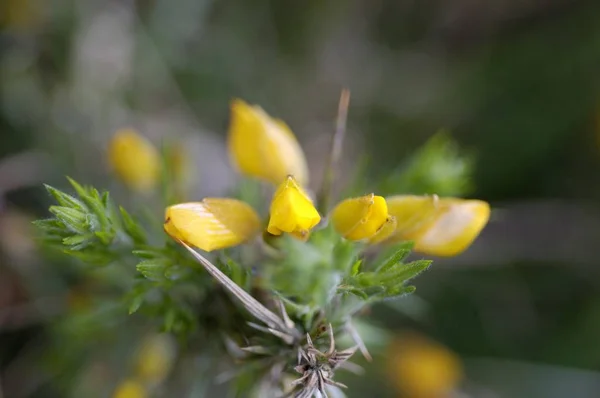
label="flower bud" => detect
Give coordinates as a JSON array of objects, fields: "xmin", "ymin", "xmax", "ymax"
[
  {"xmin": 108, "ymin": 129, "xmax": 160, "ymax": 193},
  {"xmin": 386, "ymin": 195, "xmax": 490, "ymax": 256},
  {"xmin": 267, "ymin": 176, "xmax": 320, "ymax": 239},
  {"xmin": 331, "ymin": 194, "xmax": 394, "ymax": 241},
  {"xmin": 164, "ymin": 198, "xmax": 261, "ymax": 252},
  {"xmin": 228, "ymin": 99, "xmax": 308, "ymax": 186},
  {"xmin": 387, "ymin": 332, "xmax": 463, "ymax": 398},
  {"xmin": 112, "ymin": 380, "xmax": 146, "ymax": 398},
  {"xmin": 135, "ymin": 334, "xmax": 176, "ymax": 384}
]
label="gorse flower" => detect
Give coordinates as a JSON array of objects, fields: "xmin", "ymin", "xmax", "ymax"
[
  {"xmin": 331, "ymin": 193, "xmax": 396, "ymax": 242},
  {"xmin": 108, "ymin": 129, "xmax": 161, "ymax": 193},
  {"xmin": 386, "ymin": 195, "xmax": 490, "ymax": 256},
  {"xmin": 387, "ymin": 332, "xmax": 463, "ymax": 398},
  {"xmin": 164, "ymin": 98, "xmax": 490, "ymax": 256},
  {"xmin": 164, "ymin": 199, "xmax": 261, "ymax": 252},
  {"xmin": 267, "ymin": 176, "xmax": 321, "ymax": 239},
  {"xmin": 228, "ymin": 99, "xmax": 309, "ymax": 186},
  {"xmin": 37, "ymin": 91, "xmax": 493, "ymax": 398}
]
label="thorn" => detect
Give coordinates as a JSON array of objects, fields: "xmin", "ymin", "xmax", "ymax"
[
  {"xmin": 327, "ymin": 323, "xmax": 335, "ymax": 356},
  {"xmin": 346, "ymin": 321, "xmax": 372, "ymax": 362}
]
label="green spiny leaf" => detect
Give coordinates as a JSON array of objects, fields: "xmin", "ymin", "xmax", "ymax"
[
  {"xmin": 137, "ymin": 259, "xmax": 169, "ymax": 281},
  {"xmin": 49, "ymin": 206, "xmax": 87, "ymax": 234},
  {"xmin": 380, "ymin": 260, "xmax": 432, "ymax": 285},
  {"xmin": 376, "ymin": 241, "xmax": 414, "ymax": 272},
  {"xmin": 132, "ymin": 248, "xmax": 165, "ymax": 259},
  {"xmin": 350, "ymin": 259, "xmax": 362, "ymax": 277},
  {"xmin": 120, "ymin": 207, "xmax": 147, "ymax": 244},
  {"xmin": 33, "ymin": 219, "xmax": 70, "ymax": 236},
  {"xmin": 62, "ymin": 234, "xmax": 96, "ymax": 250},
  {"xmin": 63, "ymin": 248, "xmax": 115, "ymax": 265},
  {"xmin": 128, "ymin": 294, "xmax": 145, "ymax": 314},
  {"xmin": 44, "ymin": 184, "xmax": 87, "ymax": 211}
]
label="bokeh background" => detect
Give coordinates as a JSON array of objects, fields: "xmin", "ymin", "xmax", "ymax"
[{"xmin": 3, "ymin": 0, "xmax": 600, "ymax": 397}]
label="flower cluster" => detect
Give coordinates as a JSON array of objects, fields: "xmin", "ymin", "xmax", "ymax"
[
  {"xmin": 137, "ymin": 98, "xmax": 490, "ymax": 257},
  {"xmin": 37, "ymin": 92, "xmax": 491, "ymax": 398}
]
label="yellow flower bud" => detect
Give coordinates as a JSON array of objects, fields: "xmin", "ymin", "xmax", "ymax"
[
  {"xmin": 386, "ymin": 195, "xmax": 490, "ymax": 257},
  {"xmin": 108, "ymin": 129, "xmax": 160, "ymax": 193},
  {"xmin": 267, "ymin": 176, "xmax": 320, "ymax": 239},
  {"xmin": 331, "ymin": 194, "xmax": 394, "ymax": 241},
  {"xmin": 164, "ymin": 198, "xmax": 261, "ymax": 252},
  {"xmin": 387, "ymin": 332, "xmax": 463, "ymax": 398},
  {"xmin": 135, "ymin": 334, "xmax": 176, "ymax": 384},
  {"xmin": 112, "ymin": 380, "xmax": 146, "ymax": 398},
  {"xmin": 227, "ymin": 99, "xmax": 309, "ymax": 186}
]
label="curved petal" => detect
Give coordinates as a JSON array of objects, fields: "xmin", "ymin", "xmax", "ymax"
[
  {"xmin": 164, "ymin": 198, "xmax": 261, "ymax": 252},
  {"xmin": 413, "ymin": 199, "xmax": 490, "ymax": 256},
  {"xmin": 386, "ymin": 195, "xmax": 490, "ymax": 256},
  {"xmin": 228, "ymin": 99, "xmax": 308, "ymax": 186},
  {"xmin": 331, "ymin": 194, "xmax": 391, "ymax": 241},
  {"xmin": 267, "ymin": 176, "xmax": 320, "ymax": 239}
]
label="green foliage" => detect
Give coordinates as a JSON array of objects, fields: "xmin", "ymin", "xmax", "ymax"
[
  {"xmin": 379, "ymin": 131, "xmax": 474, "ymax": 197},
  {"xmin": 338, "ymin": 243, "xmax": 431, "ymax": 301},
  {"xmin": 35, "ymin": 177, "xmax": 435, "ymax": 397}
]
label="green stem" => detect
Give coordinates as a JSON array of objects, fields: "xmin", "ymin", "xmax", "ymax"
[{"xmin": 317, "ymin": 89, "xmax": 351, "ymax": 215}]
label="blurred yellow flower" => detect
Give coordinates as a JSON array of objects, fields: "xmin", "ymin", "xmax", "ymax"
[
  {"xmin": 108, "ymin": 129, "xmax": 160, "ymax": 193},
  {"xmin": 387, "ymin": 332, "xmax": 463, "ymax": 398},
  {"xmin": 166, "ymin": 143, "xmax": 189, "ymax": 185},
  {"xmin": 331, "ymin": 194, "xmax": 396, "ymax": 242},
  {"xmin": 135, "ymin": 334, "xmax": 176, "ymax": 384},
  {"xmin": 386, "ymin": 195, "xmax": 490, "ymax": 257},
  {"xmin": 164, "ymin": 198, "xmax": 261, "ymax": 252},
  {"xmin": 228, "ymin": 99, "xmax": 309, "ymax": 186},
  {"xmin": 267, "ymin": 175, "xmax": 321, "ymax": 239},
  {"xmin": 112, "ymin": 380, "xmax": 146, "ymax": 398}
]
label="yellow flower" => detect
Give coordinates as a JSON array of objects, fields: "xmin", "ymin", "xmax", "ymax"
[
  {"xmin": 267, "ymin": 175, "xmax": 321, "ymax": 239},
  {"xmin": 112, "ymin": 380, "xmax": 146, "ymax": 398},
  {"xmin": 331, "ymin": 193, "xmax": 396, "ymax": 242},
  {"xmin": 387, "ymin": 332, "xmax": 463, "ymax": 398},
  {"xmin": 386, "ymin": 195, "xmax": 490, "ymax": 257},
  {"xmin": 228, "ymin": 99, "xmax": 309, "ymax": 186},
  {"xmin": 135, "ymin": 334, "xmax": 176, "ymax": 384},
  {"xmin": 164, "ymin": 198, "xmax": 261, "ymax": 252},
  {"xmin": 108, "ymin": 129, "xmax": 160, "ymax": 193}
]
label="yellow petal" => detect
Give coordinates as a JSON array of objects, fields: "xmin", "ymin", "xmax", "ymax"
[
  {"xmin": 228, "ymin": 99, "xmax": 309, "ymax": 186},
  {"xmin": 386, "ymin": 195, "xmax": 490, "ymax": 256},
  {"xmin": 164, "ymin": 198, "xmax": 261, "ymax": 252},
  {"xmin": 108, "ymin": 129, "xmax": 160, "ymax": 193},
  {"xmin": 387, "ymin": 332, "xmax": 463, "ymax": 398},
  {"xmin": 368, "ymin": 216, "xmax": 397, "ymax": 245},
  {"xmin": 413, "ymin": 199, "xmax": 490, "ymax": 257},
  {"xmin": 331, "ymin": 194, "xmax": 390, "ymax": 241},
  {"xmin": 112, "ymin": 380, "xmax": 146, "ymax": 398},
  {"xmin": 267, "ymin": 176, "xmax": 320, "ymax": 239},
  {"xmin": 386, "ymin": 195, "xmax": 440, "ymax": 237}
]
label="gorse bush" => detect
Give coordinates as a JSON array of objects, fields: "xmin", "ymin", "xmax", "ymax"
[{"xmin": 35, "ymin": 91, "xmax": 489, "ymax": 398}]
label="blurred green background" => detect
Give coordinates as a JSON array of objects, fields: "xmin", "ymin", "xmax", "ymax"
[{"xmin": 3, "ymin": 0, "xmax": 600, "ymax": 397}]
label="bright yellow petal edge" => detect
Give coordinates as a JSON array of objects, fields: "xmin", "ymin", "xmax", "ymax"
[
  {"xmin": 164, "ymin": 198, "xmax": 261, "ymax": 252},
  {"xmin": 267, "ymin": 175, "xmax": 321, "ymax": 240},
  {"xmin": 108, "ymin": 128, "xmax": 160, "ymax": 193},
  {"xmin": 227, "ymin": 99, "xmax": 309, "ymax": 186},
  {"xmin": 386, "ymin": 195, "xmax": 490, "ymax": 257},
  {"xmin": 331, "ymin": 194, "xmax": 392, "ymax": 241}
]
